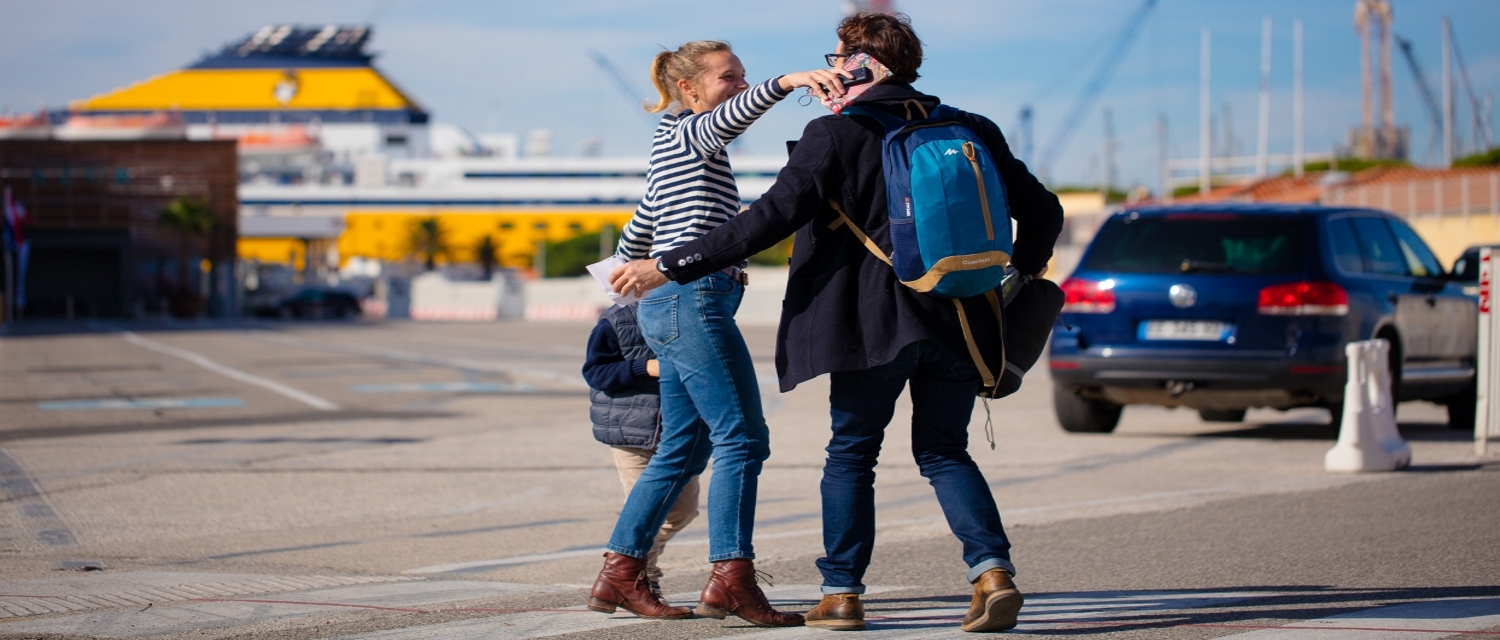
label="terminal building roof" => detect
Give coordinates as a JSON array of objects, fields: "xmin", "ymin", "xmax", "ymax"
[{"xmin": 64, "ymin": 25, "xmax": 427, "ymax": 124}]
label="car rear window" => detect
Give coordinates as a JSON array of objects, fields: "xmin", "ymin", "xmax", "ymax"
[{"xmin": 1083, "ymin": 213, "xmax": 1304, "ymax": 274}]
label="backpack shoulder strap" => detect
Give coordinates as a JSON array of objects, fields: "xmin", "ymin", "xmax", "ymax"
[
  {"xmin": 952, "ymin": 290, "xmax": 1007, "ymax": 394},
  {"xmin": 829, "ymin": 193, "xmax": 1007, "ymax": 394},
  {"xmin": 825, "ymin": 199, "xmax": 890, "ymax": 265}
]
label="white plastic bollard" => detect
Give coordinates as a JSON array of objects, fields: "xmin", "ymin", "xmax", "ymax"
[{"xmin": 1325, "ymin": 339, "xmax": 1412, "ymax": 472}]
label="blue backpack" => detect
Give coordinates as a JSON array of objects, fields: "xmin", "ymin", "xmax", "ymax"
[
  {"xmin": 838, "ymin": 102, "xmax": 1014, "ymax": 299},
  {"xmin": 829, "ymin": 101, "xmax": 1018, "ymax": 397}
]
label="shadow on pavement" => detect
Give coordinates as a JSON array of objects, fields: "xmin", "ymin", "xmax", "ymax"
[
  {"xmin": 1180, "ymin": 420, "xmax": 1472, "ymax": 443},
  {"xmin": 860, "ymin": 585, "xmax": 1500, "ymax": 634}
]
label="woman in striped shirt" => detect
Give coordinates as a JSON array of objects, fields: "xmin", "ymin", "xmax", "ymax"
[{"xmin": 589, "ymin": 41, "xmax": 846, "ymax": 627}]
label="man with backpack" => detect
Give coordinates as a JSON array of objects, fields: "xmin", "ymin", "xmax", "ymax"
[{"xmin": 609, "ymin": 12, "xmax": 1063, "ymax": 633}]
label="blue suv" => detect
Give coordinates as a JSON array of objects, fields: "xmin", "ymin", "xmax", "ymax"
[{"xmin": 1048, "ymin": 204, "xmax": 1476, "ymax": 433}]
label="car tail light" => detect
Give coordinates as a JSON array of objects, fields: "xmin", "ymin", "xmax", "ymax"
[
  {"xmin": 1061, "ymin": 278, "xmax": 1116, "ymax": 314},
  {"xmin": 1258, "ymin": 282, "xmax": 1349, "ymax": 315}
]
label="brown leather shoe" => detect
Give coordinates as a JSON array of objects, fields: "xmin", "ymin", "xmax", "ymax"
[
  {"xmin": 588, "ymin": 552, "xmax": 693, "ymax": 619},
  {"xmin": 805, "ymin": 593, "xmax": 865, "ymax": 631},
  {"xmin": 695, "ymin": 559, "xmax": 804, "ymax": 627},
  {"xmin": 961, "ymin": 568, "xmax": 1023, "ymax": 632}
]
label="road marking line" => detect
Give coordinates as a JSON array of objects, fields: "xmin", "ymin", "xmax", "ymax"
[
  {"xmin": 37, "ymin": 397, "xmax": 244, "ymax": 411},
  {"xmin": 740, "ymin": 591, "xmax": 1298, "ymax": 638},
  {"xmin": 0, "ymin": 447, "xmax": 78, "ymax": 547},
  {"xmin": 122, "ymin": 332, "xmax": 340, "ymax": 411},
  {"xmin": 1209, "ymin": 596, "xmax": 1500, "ymax": 638},
  {"xmin": 247, "ymin": 332, "xmax": 589, "ymax": 389},
  {"xmin": 332, "ymin": 585, "xmax": 907, "ymax": 640},
  {"xmin": 351, "ymin": 382, "xmax": 538, "ymax": 394}
]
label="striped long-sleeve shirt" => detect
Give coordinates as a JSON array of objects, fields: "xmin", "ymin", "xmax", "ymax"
[{"xmin": 617, "ymin": 77, "xmax": 791, "ymax": 262}]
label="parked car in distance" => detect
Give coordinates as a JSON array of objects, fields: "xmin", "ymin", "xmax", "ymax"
[
  {"xmin": 1049, "ymin": 204, "xmax": 1476, "ymax": 433},
  {"xmin": 249, "ymin": 287, "xmax": 363, "ymax": 319},
  {"xmin": 1448, "ymin": 244, "xmax": 1500, "ymax": 297}
]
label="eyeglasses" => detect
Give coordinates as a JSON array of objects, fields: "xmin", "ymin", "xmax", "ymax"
[{"xmin": 824, "ymin": 53, "xmax": 851, "ymax": 67}]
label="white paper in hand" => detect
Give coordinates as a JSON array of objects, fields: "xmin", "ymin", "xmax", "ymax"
[{"xmin": 586, "ymin": 256, "xmax": 643, "ymax": 307}]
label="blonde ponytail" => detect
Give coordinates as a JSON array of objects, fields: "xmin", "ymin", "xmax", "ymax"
[
  {"xmin": 645, "ymin": 51, "xmax": 677, "ymax": 113},
  {"xmin": 643, "ymin": 40, "xmax": 732, "ymax": 113}
]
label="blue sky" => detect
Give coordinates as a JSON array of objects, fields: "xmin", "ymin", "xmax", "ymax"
[{"xmin": 2, "ymin": 0, "xmax": 1497, "ymax": 192}]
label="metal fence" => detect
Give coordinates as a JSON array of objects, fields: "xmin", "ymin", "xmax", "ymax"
[{"xmin": 1324, "ymin": 170, "xmax": 1500, "ymax": 221}]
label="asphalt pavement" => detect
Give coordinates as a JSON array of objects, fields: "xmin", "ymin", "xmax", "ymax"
[{"xmin": 0, "ymin": 318, "xmax": 1497, "ymax": 639}]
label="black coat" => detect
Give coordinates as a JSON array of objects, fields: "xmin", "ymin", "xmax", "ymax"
[{"xmin": 660, "ymin": 83, "xmax": 1065, "ymax": 392}]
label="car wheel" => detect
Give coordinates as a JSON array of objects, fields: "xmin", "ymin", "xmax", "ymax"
[
  {"xmin": 1053, "ymin": 386, "xmax": 1123, "ymax": 433},
  {"xmin": 1197, "ymin": 408, "xmax": 1247, "ymax": 423},
  {"xmin": 1444, "ymin": 379, "xmax": 1477, "ymax": 432}
]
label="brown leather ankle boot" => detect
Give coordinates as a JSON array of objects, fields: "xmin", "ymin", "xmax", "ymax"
[
  {"xmin": 961, "ymin": 568, "xmax": 1023, "ymax": 632},
  {"xmin": 588, "ymin": 552, "xmax": 693, "ymax": 619},
  {"xmin": 695, "ymin": 559, "xmax": 804, "ymax": 627},
  {"xmin": 805, "ymin": 593, "xmax": 865, "ymax": 630}
]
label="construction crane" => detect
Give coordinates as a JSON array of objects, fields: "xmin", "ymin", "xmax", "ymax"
[
  {"xmin": 1015, "ymin": 106, "xmax": 1034, "ymax": 169},
  {"xmin": 1033, "ymin": 0, "xmax": 1157, "ymax": 182},
  {"xmin": 1395, "ymin": 35, "xmax": 1443, "ymax": 162},
  {"xmin": 1449, "ymin": 27, "xmax": 1495, "ymax": 151},
  {"xmin": 588, "ymin": 49, "xmax": 659, "ymax": 126}
]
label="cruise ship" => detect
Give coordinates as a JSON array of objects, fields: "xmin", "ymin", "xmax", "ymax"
[{"xmin": 33, "ymin": 24, "xmax": 788, "ymax": 273}]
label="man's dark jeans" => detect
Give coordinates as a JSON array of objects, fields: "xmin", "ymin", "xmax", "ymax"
[{"xmin": 816, "ymin": 340, "xmax": 1015, "ymax": 593}]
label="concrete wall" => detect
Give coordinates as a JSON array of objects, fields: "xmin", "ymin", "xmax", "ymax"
[
  {"xmin": 403, "ymin": 271, "xmax": 525, "ymax": 321},
  {"xmin": 523, "ymin": 266, "xmax": 789, "ymax": 325}
]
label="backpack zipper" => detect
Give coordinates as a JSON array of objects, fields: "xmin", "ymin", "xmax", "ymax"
[{"xmin": 961, "ymin": 142, "xmax": 995, "ymax": 240}]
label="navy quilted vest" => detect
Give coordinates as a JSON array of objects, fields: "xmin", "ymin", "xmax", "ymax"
[{"xmin": 589, "ymin": 305, "xmax": 661, "ymax": 448}]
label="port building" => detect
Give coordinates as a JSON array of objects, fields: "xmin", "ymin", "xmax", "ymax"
[{"xmin": 55, "ymin": 25, "xmax": 783, "ymax": 279}]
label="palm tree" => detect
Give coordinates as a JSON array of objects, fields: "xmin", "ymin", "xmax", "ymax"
[
  {"xmin": 157, "ymin": 196, "xmax": 215, "ymax": 294},
  {"xmin": 406, "ymin": 217, "xmax": 451, "ymax": 271},
  {"xmin": 474, "ymin": 235, "xmax": 501, "ymax": 280}
]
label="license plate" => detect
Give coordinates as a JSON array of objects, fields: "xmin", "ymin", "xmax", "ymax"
[{"xmin": 1139, "ymin": 320, "xmax": 1235, "ymax": 342}]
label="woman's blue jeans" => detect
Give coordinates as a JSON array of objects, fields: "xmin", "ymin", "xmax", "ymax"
[
  {"xmin": 606, "ymin": 272, "xmax": 770, "ymax": 562},
  {"xmin": 817, "ymin": 340, "xmax": 1015, "ymax": 594}
]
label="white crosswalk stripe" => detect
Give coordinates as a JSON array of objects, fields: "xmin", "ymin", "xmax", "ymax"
[
  {"xmin": 738, "ymin": 590, "xmax": 1297, "ymax": 638},
  {"xmin": 6, "ymin": 573, "xmax": 1498, "ymax": 639},
  {"xmin": 328, "ymin": 587, "xmax": 1320, "ymax": 639},
  {"xmin": 334, "ymin": 585, "xmax": 908, "ymax": 640},
  {"xmin": 1213, "ymin": 596, "xmax": 1500, "ymax": 639}
]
